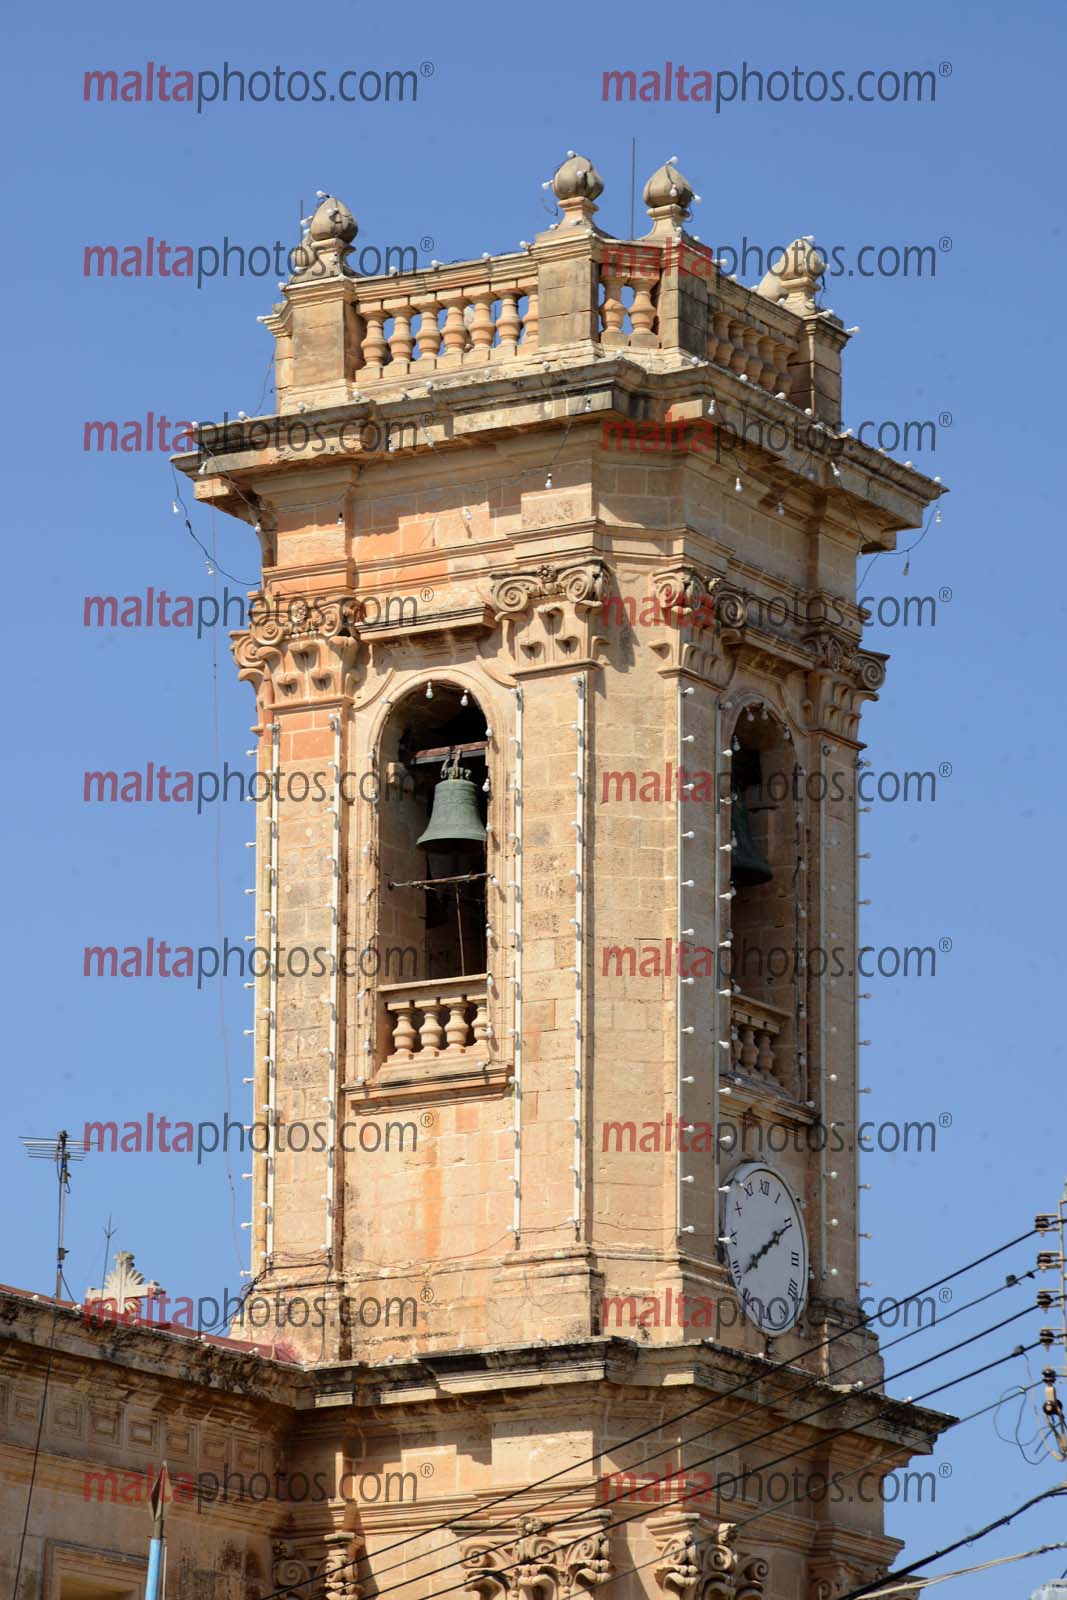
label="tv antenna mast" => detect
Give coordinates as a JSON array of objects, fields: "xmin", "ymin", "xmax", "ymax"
[{"xmin": 19, "ymin": 1129, "xmax": 89, "ymax": 1297}]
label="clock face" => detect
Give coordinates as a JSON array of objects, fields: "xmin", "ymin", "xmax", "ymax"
[{"xmin": 720, "ymin": 1162, "xmax": 809, "ymax": 1334}]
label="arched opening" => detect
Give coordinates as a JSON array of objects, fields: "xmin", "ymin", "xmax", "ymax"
[
  {"xmin": 375, "ymin": 683, "xmax": 492, "ymax": 1069},
  {"xmin": 725, "ymin": 705, "xmax": 802, "ymax": 1098}
]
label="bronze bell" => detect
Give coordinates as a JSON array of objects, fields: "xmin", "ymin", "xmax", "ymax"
[
  {"xmin": 730, "ymin": 786, "xmax": 773, "ymax": 887},
  {"xmin": 416, "ymin": 758, "xmax": 487, "ymax": 852}
]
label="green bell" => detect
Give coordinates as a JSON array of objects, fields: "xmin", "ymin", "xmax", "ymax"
[
  {"xmin": 416, "ymin": 760, "xmax": 487, "ymax": 851},
  {"xmin": 730, "ymin": 786, "xmax": 773, "ymax": 887}
]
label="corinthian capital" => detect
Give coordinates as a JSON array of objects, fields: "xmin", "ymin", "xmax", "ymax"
[
  {"xmin": 650, "ymin": 1514, "xmax": 765, "ymax": 1600},
  {"xmin": 232, "ymin": 592, "xmax": 362, "ymax": 711},
  {"xmin": 461, "ymin": 1515, "xmax": 612, "ymax": 1600}
]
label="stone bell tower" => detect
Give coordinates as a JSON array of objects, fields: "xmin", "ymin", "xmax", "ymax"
[{"xmin": 178, "ymin": 156, "xmax": 947, "ymax": 1600}]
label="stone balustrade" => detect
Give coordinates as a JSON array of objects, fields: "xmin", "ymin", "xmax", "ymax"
[
  {"xmin": 351, "ymin": 263, "xmax": 539, "ymax": 381},
  {"xmin": 266, "ymin": 153, "xmax": 846, "ymax": 418},
  {"xmin": 730, "ymin": 994, "xmax": 792, "ymax": 1089},
  {"xmin": 381, "ymin": 976, "xmax": 490, "ymax": 1065}
]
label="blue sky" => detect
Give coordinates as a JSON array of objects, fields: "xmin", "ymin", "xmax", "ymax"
[{"xmin": 2, "ymin": 0, "xmax": 1066, "ymax": 1592}]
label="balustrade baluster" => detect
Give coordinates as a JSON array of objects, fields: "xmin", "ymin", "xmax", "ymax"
[
  {"xmin": 601, "ymin": 276, "xmax": 626, "ymax": 338},
  {"xmin": 418, "ymin": 1001, "xmax": 445, "ymax": 1055},
  {"xmin": 444, "ymin": 999, "xmax": 471, "ymax": 1051},
  {"xmin": 522, "ymin": 286, "xmax": 538, "ymax": 348},
  {"xmin": 389, "ymin": 1002, "xmax": 417, "ymax": 1060},
  {"xmin": 743, "ymin": 328, "xmax": 763, "ymax": 383},
  {"xmin": 388, "ymin": 304, "xmax": 414, "ymax": 365},
  {"xmin": 630, "ymin": 278, "xmax": 657, "ymax": 341},
  {"xmin": 497, "ymin": 289, "xmax": 521, "ymax": 352},
  {"xmin": 441, "ymin": 295, "xmax": 468, "ymax": 356},
  {"xmin": 416, "ymin": 297, "xmax": 442, "ymax": 360},
  {"xmin": 469, "ymin": 290, "xmax": 495, "ymax": 354}
]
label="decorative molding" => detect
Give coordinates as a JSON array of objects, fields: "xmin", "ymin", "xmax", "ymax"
[
  {"xmin": 232, "ymin": 593, "xmax": 362, "ymax": 713},
  {"xmin": 488, "ymin": 561, "xmax": 609, "ymax": 673},
  {"xmin": 272, "ymin": 1534, "xmax": 363, "ymax": 1600},
  {"xmin": 803, "ymin": 628, "xmax": 887, "ymax": 738},
  {"xmin": 648, "ymin": 566, "xmax": 734, "ymax": 683},
  {"xmin": 649, "ymin": 1514, "xmax": 766, "ymax": 1600},
  {"xmin": 808, "ymin": 1558, "xmax": 885, "ymax": 1600},
  {"xmin": 85, "ymin": 1250, "xmax": 161, "ymax": 1315},
  {"xmin": 460, "ymin": 1515, "xmax": 612, "ymax": 1600}
]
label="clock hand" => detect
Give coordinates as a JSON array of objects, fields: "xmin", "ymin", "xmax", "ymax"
[{"xmin": 743, "ymin": 1222, "xmax": 790, "ymax": 1276}]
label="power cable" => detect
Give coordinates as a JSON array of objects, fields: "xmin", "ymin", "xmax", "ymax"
[
  {"xmin": 406, "ymin": 1267, "xmax": 1038, "ymax": 1574},
  {"xmin": 352, "ymin": 1310, "xmax": 1040, "ymax": 1600},
  {"xmin": 574, "ymin": 1346, "xmax": 1048, "ymax": 1600},
  {"xmin": 836, "ymin": 1483, "xmax": 1067, "ymax": 1600},
  {"xmin": 9, "ymin": 1304, "xmax": 61, "ymax": 1600},
  {"xmin": 246, "ymin": 1229, "xmax": 1038, "ymax": 1600}
]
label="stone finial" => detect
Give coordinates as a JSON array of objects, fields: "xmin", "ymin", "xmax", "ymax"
[
  {"xmin": 86, "ymin": 1250, "xmax": 162, "ymax": 1314},
  {"xmin": 643, "ymin": 160, "xmax": 695, "ymax": 232},
  {"xmin": 550, "ymin": 152, "xmax": 604, "ymax": 228},
  {"xmin": 756, "ymin": 238, "xmax": 826, "ymax": 312},
  {"xmin": 290, "ymin": 195, "xmax": 358, "ymax": 280}
]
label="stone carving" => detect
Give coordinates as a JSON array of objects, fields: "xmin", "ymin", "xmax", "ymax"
[
  {"xmin": 272, "ymin": 1544, "xmax": 314, "ymax": 1593},
  {"xmin": 803, "ymin": 629, "xmax": 887, "ymax": 737},
  {"xmin": 460, "ymin": 1516, "xmax": 611, "ymax": 1600},
  {"xmin": 488, "ymin": 562, "xmax": 609, "ymax": 672},
  {"xmin": 651, "ymin": 565, "xmax": 720, "ymax": 632},
  {"xmin": 232, "ymin": 593, "xmax": 362, "ymax": 709},
  {"xmin": 550, "ymin": 155, "xmax": 605, "ymax": 231},
  {"xmin": 271, "ymin": 1534, "xmax": 363, "ymax": 1600},
  {"xmin": 491, "ymin": 562, "xmax": 607, "ymax": 615},
  {"xmin": 323, "ymin": 1533, "xmax": 363, "ymax": 1600},
  {"xmin": 651, "ymin": 1521, "xmax": 766, "ymax": 1600},
  {"xmin": 85, "ymin": 1251, "xmax": 162, "ymax": 1316},
  {"xmin": 809, "ymin": 1558, "xmax": 884, "ymax": 1600},
  {"xmin": 289, "ymin": 196, "xmax": 358, "ymax": 281},
  {"xmin": 756, "ymin": 238, "xmax": 827, "ymax": 313}
]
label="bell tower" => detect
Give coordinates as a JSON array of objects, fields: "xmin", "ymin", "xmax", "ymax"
[{"xmin": 179, "ymin": 156, "xmax": 947, "ymax": 1600}]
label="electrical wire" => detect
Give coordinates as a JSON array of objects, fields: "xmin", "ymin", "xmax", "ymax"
[
  {"xmin": 9, "ymin": 1303, "xmax": 61, "ymax": 1600},
  {"xmin": 836, "ymin": 1483, "xmax": 1067, "ymax": 1600},
  {"xmin": 853, "ymin": 1542, "xmax": 1067, "ymax": 1597},
  {"xmin": 170, "ymin": 471, "xmax": 257, "ymax": 587},
  {"xmin": 558, "ymin": 1347, "xmax": 1049, "ymax": 1600},
  {"xmin": 254, "ymin": 1331, "xmax": 1044, "ymax": 1600},
  {"xmin": 413, "ymin": 1267, "xmax": 1039, "ymax": 1579},
  {"xmin": 728, "ymin": 1376, "xmax": 1046, "ymax": 1535},
  {"xmin": 207, "ymin": 503, "xmax": 247, "ymax": 1272},
  {"xmin": 354, "ymin": 1310, "xmax": 1040, "ymax": 1600},
  {"xmin": 245, "ymin": 1229, "xmax": 1038, "ymax": 1600}
]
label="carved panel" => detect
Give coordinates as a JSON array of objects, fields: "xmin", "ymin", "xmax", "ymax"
[
  {"xmin": 272, "ymin": 1533, "xmax": 364, "ymax": 1600},
  {"xmin": 803, "ymin": 628, "xmax": 887, "ymax": 737},
  {"xmin": 809, "ymin": 1558, "xmax": 885, "ymax": 1600},
  {"xmin": 461, "ymin": 1515, "xmax": 612, "ymax": 1600},
  {"xmin": 488, "ymin": 562, "xmax": 609, "ymax": 672},
  {"xmin": 232, "ymin": 594, "xmax": 362, "ymax": 712},
  {"xmin": 650, "ymin": 1515, "xmax": 766, "ymax": 1600}
]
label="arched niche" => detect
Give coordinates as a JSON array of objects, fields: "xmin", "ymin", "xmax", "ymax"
[
  {"xmin": 725, "ymin": 702, "xmax": 802, "ymax": 1098},
  {"xmin": 373, "ymin": 682, "xmax": 493, "ymax": 1071}
]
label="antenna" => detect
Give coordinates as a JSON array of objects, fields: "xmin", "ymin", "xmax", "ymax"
[
  {"xmin": 20, "ymin": 1130, "xmax": 89, "ymax": 1298},
  {"xmin": 100, "ymin": 1214, "xmax": 117, "ymax": 1293}
]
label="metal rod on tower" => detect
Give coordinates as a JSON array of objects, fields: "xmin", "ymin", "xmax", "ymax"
[{"xmin": 19, "ymin": 1129, "xmax": 89, "ymax": 1298}]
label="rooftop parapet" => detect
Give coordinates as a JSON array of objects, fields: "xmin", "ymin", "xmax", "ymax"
[{"xmin": 263, "ymin": 155, "xmax": 850, "ymax": 426}]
